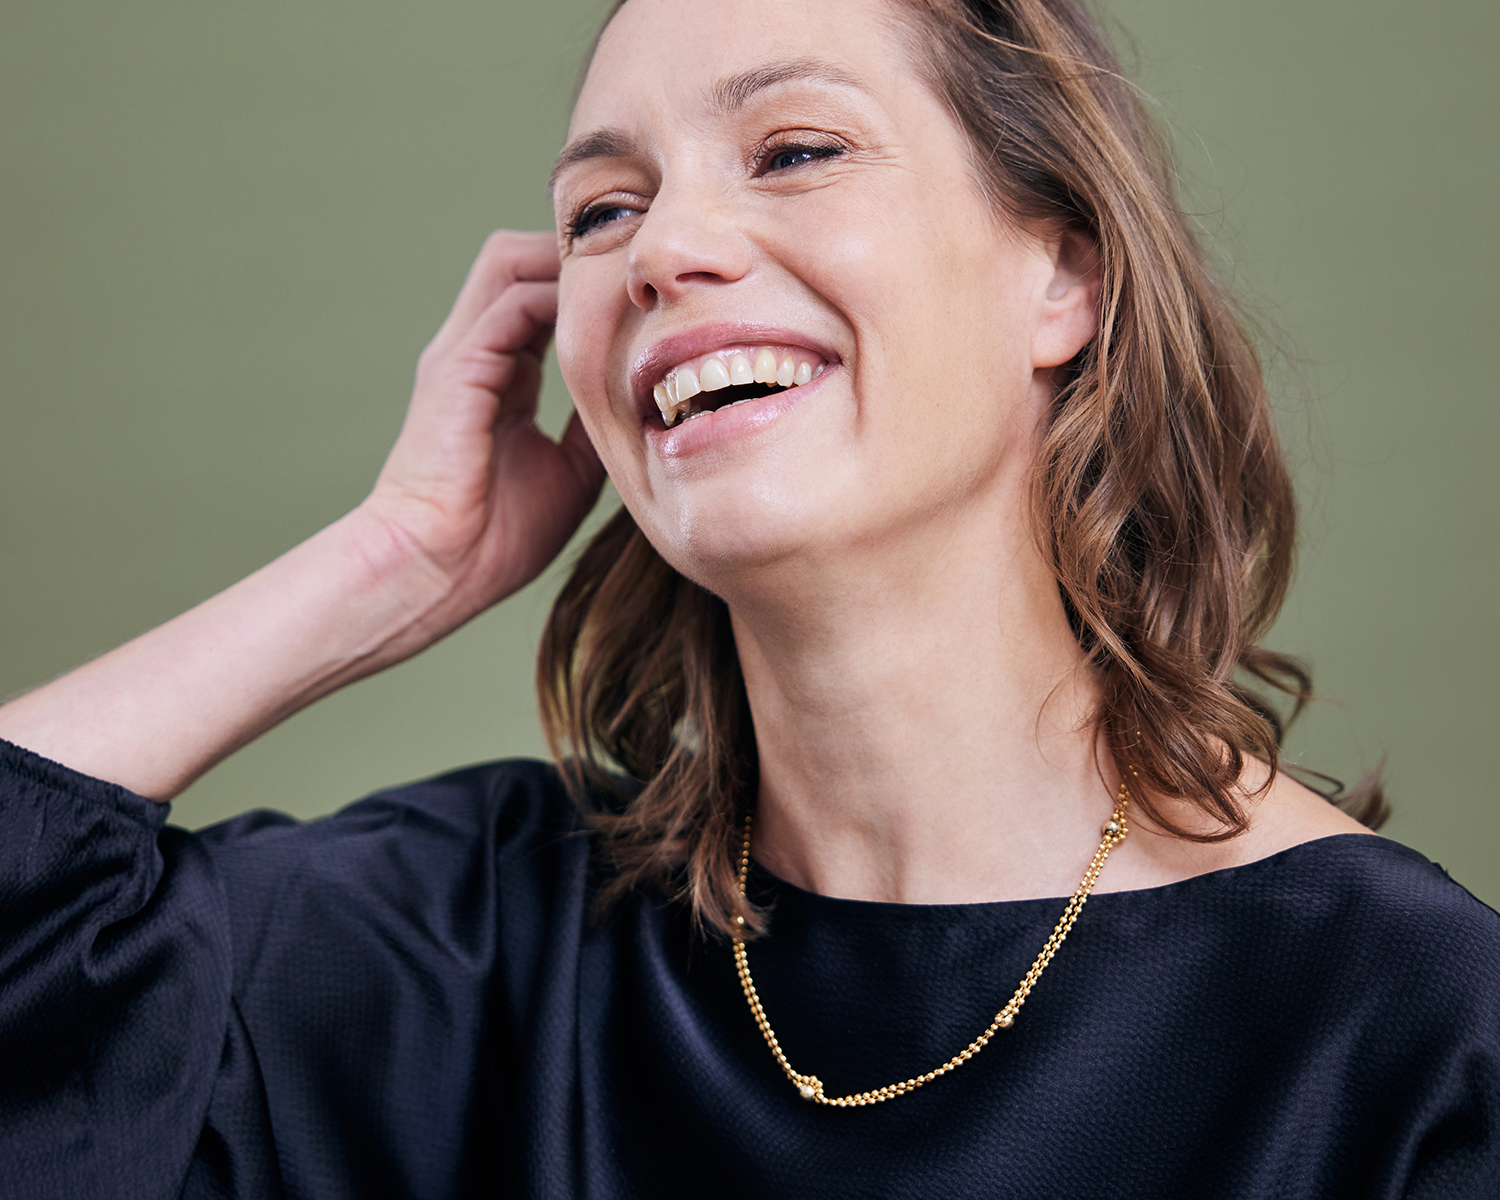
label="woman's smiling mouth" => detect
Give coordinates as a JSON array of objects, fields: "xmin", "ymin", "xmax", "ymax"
[{"xmin": 652, "ymin": 345, "xmax": 829, "ymax": 426}]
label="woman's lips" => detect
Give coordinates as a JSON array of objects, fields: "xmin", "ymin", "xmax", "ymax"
[
  {"xmin": 645, "ymin": 361, "xmax": 835, "ymax": 457},
  {"xmin": 629, "ymin": 323, "xmax": 841, "ymax": 429},
  {"xmin": 651, "ymin": 345, "xmax": 829, "ymax": 426}
]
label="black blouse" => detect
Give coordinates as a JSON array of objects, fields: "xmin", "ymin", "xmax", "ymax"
[{"xmin": 1, "ymin": 737, "xmax": 1497, "ymax": 1199}]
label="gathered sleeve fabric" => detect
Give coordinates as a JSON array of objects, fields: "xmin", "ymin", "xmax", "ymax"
[
  {"xmin": 0, "ymin": 738, "xmax": 589, "ymax": 1200},
  {"xmin": 0, "ymin": 740, "xmax": 254, "ymax": 1196}
]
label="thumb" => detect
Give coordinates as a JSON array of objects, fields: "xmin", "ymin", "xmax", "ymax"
[{"xmin": 558, "ymin": 409, "xmax": 607, "ymax": 508}]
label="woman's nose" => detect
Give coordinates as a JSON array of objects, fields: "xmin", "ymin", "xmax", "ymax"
[{"xmin": 625, "ymin": 182, "xmax": 752, "ymax": 310}]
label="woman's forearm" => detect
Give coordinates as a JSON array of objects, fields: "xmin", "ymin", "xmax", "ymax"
[{"xmin": 0, "ymin": 508, "xmax": 464, "ymax": 800}]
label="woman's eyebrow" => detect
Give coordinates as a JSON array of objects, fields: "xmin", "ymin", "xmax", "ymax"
[
  {"xmin": 550, "ymin": 58, "xmax": 864, "ymax": 197},
  {"xmin": 708, "ymin": 58, "xmax": 864, "ymax": 115},
  {"xmin": 550, "ymin": 128, "xmax": 638, "ymax": 197}
]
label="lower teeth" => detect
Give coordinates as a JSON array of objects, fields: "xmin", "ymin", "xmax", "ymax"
[{"xmin": 668, "ymin": 366, "xmax": 835, "ymax": 425}]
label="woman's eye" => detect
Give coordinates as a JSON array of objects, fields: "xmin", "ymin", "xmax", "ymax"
[
  {"xmin": 759, "ymin": 143, "xmax": 845, "ymax": 174},
  {"xmin": 565, "ymin": 203, "xmax": 633, "ymax": 240}
]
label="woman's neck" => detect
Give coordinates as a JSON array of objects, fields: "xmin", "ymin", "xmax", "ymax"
[{"xmin": 727, "ymin": 508, "xmax": 1122, "ymax": 906}]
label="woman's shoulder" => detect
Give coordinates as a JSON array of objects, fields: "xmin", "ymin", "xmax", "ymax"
[
  {"xmin": 193, "ymin": 757, "xmax": 601, "ymax": 920},
  {"xmin": 1140, "ymin": 827, "xmax": 1496, "ymax": 942},
  {"xmin": 1226, "ymin": 831, "xmax": 1497, "ymax": 933},
  {"xmin": 190, "ymin": 758, "xmax": 615, "ymax": 1024},
  {"xmin": 1134, "ymin": 831, "xmax": 1500, "ymax": 1023},
  {"xmin": 195, "ymin": 755, "xmax": 586, "ymax": 854}
]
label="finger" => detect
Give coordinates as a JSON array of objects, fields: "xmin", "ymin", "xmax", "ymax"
[
  {"xmin": 497, "ymin": 350, "xmax": 545, "ymax": 426},
  {"xmin": 412, "ymin": 282, "xmax": 558, "ymax": 417},
  {"xmin": 523, "ymin": 318, "xmax": 555, "ymax": 364},
  {"xmin": 455, "ymin": 280, "xmax": 558, "ymax": 360},
  {"xmin": 431, "ymin": 231, "xmax": 559, "ymax": 350},
  {"xmin": 558, "ymin": 409, "xmax": 607, "ymax": 501}
]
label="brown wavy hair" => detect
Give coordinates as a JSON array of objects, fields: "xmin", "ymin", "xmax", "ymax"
[{"xmin": 538, "ymin": 0, "xmax": 1386, "ymax": 939}]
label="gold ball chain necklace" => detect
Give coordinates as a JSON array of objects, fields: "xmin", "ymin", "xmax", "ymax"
[{"xmin": 732, "ymin": 776, "xmax": 1132, "ymax": 1107}]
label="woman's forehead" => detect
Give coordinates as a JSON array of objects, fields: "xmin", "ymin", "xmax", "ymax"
[{"xmin": 569, "ymin": 0, "xmax": 907, "ymax": 135}]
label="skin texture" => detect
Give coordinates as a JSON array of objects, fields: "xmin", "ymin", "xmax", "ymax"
[{"xmin": 0, "ymin": 0, "xmax": 1366, "ymax": 901}]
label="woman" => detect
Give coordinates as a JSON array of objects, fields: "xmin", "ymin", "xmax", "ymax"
[{"xmin": 1, "ymin": 0, "xmax": 1495, "ymax": 1195}]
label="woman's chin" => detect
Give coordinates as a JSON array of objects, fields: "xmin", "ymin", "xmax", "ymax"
[
  {"xmin": 636, "ymin": 495, "xmax": 844, "ymax": 596},
  {"xmin": 627, "ymin": 433, "xmax": 856, "ymax": 572}
]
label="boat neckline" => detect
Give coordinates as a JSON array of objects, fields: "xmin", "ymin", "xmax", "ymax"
[{"xmin": 746, "ymin": 832, "xmax": 1421, "ymax": 915}]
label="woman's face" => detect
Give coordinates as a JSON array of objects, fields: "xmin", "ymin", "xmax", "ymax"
[{"xmin": 553, "ymin": 0, "xmax": 1094, "ymax": 589}]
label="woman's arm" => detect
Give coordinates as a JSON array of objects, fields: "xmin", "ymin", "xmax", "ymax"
[{"xmin": 0, "ymin": 230, "xmax": 603, "ymax": 800}]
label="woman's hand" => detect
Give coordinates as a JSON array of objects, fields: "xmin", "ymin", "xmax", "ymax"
[
  {"xmin": 355, "ymin": 231, "xmax": 604, "ymax": 629},
  {"xmin": 0, "ymin": 232, "xmax": 604, "ymax": 799}
]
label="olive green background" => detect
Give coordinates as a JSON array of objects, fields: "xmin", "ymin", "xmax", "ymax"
[{"xmin": 2, "ymin": 1, "xmax": 1496, "ymax": 904}]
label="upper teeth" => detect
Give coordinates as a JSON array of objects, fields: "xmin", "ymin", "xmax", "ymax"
[{"xmin": 652, "ymin": 347, "xmax": 827, "ymax": 426}]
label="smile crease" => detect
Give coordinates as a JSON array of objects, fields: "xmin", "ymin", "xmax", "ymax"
[{"xmin": 653, "ymin": 347, "xmax": 827, "ymax": 427}]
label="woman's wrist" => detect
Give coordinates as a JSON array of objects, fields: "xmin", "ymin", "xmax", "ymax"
[{"xmin": 321, "ymin": 505, "xmax": 476, "ymax": 671}]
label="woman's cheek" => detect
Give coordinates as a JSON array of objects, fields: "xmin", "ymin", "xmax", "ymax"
[
  {"xmin": 556, "ymin": 261, "xmax": 646, "ymax": 500},
  {"xmin": 765, "ymin": 186, "xmax": 929, "ymax": 353},
  {"xmin": 555, "ymin": 265, "xmax": 615, "ymax": 419},
  {"xmin": 779, "ymin": 192, "xmax": 889, "ymax": 288},
  {"xmin": 553, "ymin": 265, "xmax": 589, "ymax": 396}
]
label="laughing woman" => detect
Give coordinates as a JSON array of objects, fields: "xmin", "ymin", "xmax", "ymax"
[{"xmin": 1, "ymin": 0, "xmax": 1496, "ymax": 1197}]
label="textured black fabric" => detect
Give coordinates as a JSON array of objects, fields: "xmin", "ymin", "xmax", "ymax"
[{"xmin": 2, "ymin": 736, "xmax": 1497, "ymax": 1199}]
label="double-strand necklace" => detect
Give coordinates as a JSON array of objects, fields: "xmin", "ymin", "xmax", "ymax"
[{"xmin": 732, "ymin": 778, "xmax": 1132, "ymax": 1107}]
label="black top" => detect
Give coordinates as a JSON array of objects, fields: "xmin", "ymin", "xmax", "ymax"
[{"xmin": 1, "ymin": 737, "xmax": 1497, "ymax": 1199}]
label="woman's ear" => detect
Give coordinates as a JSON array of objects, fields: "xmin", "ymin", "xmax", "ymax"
[{"xmin": 1031, "ymin": 228, "xmax": 1102, "ymax": 369}]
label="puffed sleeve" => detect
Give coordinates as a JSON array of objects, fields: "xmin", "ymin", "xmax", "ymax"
[
  {"xmin": 0, "ymin": 736, "xmax": 588, "ymax": 1200},
  {"xmin": 0, "ymin": 738, "xmax": 282, "ymax": 1198}
]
